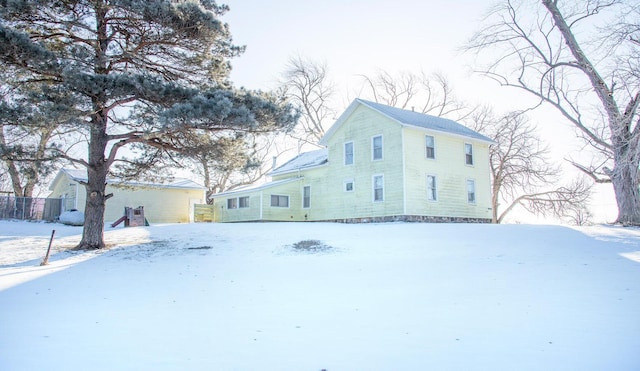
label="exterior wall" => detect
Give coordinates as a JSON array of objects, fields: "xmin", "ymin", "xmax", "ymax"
[
  {"xmin": 259, "ymin": 179, "xmax": 306, "ymax": 221},
  {"xmin": 49, "ymin": 177, "xmax": 83, "ymax": 212},
  {"xmin": 213, "ymin": 189, "xmax": 263, "ymax": 222},
  {"xmin": 49, "ymin": 173, "xmax": 205, "ymax": 224},
  {"xmin": 212, "ymin": 103, "xmax": 493, "ymax": 223},
  {"xmin": 319, "ymin": 105, "xmax": 404, "ymax": 220},
  {"xmin": 104, "ymin": 185, "xmax": 204, "ymax": 224},
  {"xmin": 213, "ymin": 177, "xmax": 319, "ymax": 222},
  {"xmin": 402, "ymin": 127, "xmax": 492, "ymax": 220}
]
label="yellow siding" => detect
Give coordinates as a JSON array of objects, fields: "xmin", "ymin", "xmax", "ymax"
[
  {"xmin": 212, "ymin": 101, "xmax": 493, "ymax": 223},
  {"xmin": 213, "ymin": 177, "xmax": 319, "ymax": 222},
  {"xmin": 319, "ymin": 105, "xmax": 404, "ymax": 220},
  {"xmin": 402, "ymin": 127, "xmax": 492, "ymax": 220},
  {"xmin": 49, "ymin": 172, "xmax": 205, "ymax": 224},
  {"xmin": 104, "ymin": 185, "xmax": 204, "ymax": 224},
  {"xmin": 213, "ymin": 190, "xmax": 262, "ymax": 222}
]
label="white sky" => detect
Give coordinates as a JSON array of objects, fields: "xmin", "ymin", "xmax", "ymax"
[
  {"xmin": 220, "ymin": 0, "xmax": 618, "ymax": 222},
  {"xmin": 224, "ymin": 0, "xmax": 496, "ymax": 102}
]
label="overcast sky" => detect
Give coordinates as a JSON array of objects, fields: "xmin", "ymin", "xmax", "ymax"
[{"xmin": 223, "ymin": 0, "xmax": 499, "ymax": 104}]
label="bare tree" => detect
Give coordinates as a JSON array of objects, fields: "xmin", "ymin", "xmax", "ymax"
[
  {"xmin": 356, "ymin": 70, "xmax": 474, "ymax": 122},
  {"xmin": 188, "ymin": 132, "xmax": 295, "ymax": 201},
  {"xmin": 466, "ymin": 0, "xmax": 640, "ymax": 225},
  {"xmin": 0, "ymin": 77, "xmax": 81, "ymax": 198},
  {"xmin": 564, "ymin": 204, "xmax": 593, "ymax": 226},
  {"xmin": 280, "ymin": 56, "xmax": 336, "ymax": 146},
  {"xmin": 472, "ymin": 109, "xmax": 592, "ymax": 223}
]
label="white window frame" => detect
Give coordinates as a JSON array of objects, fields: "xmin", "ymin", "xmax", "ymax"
[
  {"xmin": 302, "ymin": 185, "xmax": 311, "ymax": 209},
  {"xmin": 344, "ymin": 179, "xmax": 355, "ymax": 192},
  {"xmin": 466, "ymin": 179, "xmax": 476, "ymax": 204},
  {"xmin": 227, "ymin": 198, "xmax": 237, "ymax": 209},
  {"xmin": 239, "ymin": 196, "xmax": 249, "ymax": 208},
  {"xmin": 372, "ymin": 135, "xmax": 383, "ymax": 161},
  {"xmin": 465, "ymin": 143, "xmax": 474, "ymax": 166},
  {"xmin": 426, "ymin": 135, "xmax": 436, "ymax": 159},
  {"xmin": 372, "ymin": 174, "xmax": 384, "ymax": 202},
  {"xmin": 270, "ymin": 194, "xmax": 289, "ymax": 208},
  {"xmin": 427, "ymin": 174, "xmax": 437, "ymax": 201},
  {"xmin": 344, "ymin": 141, "xmax": 354, "ymax": 165}
]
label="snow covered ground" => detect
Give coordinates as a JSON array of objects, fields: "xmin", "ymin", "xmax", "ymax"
[{"xmin": 1, "ymin": 220, "xmax": 639, "ymax": 370}]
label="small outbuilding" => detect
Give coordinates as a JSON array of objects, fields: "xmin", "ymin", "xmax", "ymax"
[{"xmin": 48, "ymin": 168, "xmax": 207, "ymax": 224}]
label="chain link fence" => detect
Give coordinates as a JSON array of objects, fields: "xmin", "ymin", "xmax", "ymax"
[{"xmin": 0, "ymin": 195, "xmax": 64, "ymax": 221}]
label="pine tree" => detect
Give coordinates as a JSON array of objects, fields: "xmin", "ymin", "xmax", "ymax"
[{"xmin": 0, "ymin": 1, "xmax": 296, "ymax": 248}]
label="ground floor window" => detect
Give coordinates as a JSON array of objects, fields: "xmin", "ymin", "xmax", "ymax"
[
  {"xmin": 373, "ymin": 175, "xmax": 384, "ymax": 202},
  {"xmin": 344, "ymin": 179, "xmax": 354, "ymax": 192},
  {"xmin": 303, "ymin": 186, "xmax": 311, "ymax": 208},
  {"xmin": 227, "ymin": 198, "xmax": 237, "ymax": 209},
  {"xmin": 239, "ymin": 196, "xmax": 249, "ymax": 208},
  {"xmin": 427, "ymin": 175, "xmax": 437, "ymax": 201},
  {"xmin": 271, "ymin": 194, "xmax": 289, "ymax": 207},
  {"xmin": 467, "ymin": 179, "xmax": 476, "ymax": 204}
]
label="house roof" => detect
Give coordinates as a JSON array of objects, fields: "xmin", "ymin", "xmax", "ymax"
[
  {"xmin": 212, "ymin": 177, "xmax": 301, "ymax": 198},
  {"xmin": 319, "ymin": 98, "xmax": 495, "ymax": 145},
  {"xmin": 269, "ymin": 149, "xmax": 328, "ymax": 176},
  {"xmin": 49, "ymin": 168, "xmax": 206, "ymax": 191}
]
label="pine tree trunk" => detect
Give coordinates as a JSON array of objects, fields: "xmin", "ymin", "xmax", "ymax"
[
  {"xmin": 77, "ymin": 9, "xmax": 111, "ymax": 250},
  {"xmin": 77, "ymin": 108, "xmax": 110, "ymax": 249},
  {"xmin": 611, "ymin": 161, "xmax": 640, "ymax": 225},
  {"xmin": 77, "ymin": 167, "xmax": 108, "ymax": 249}
]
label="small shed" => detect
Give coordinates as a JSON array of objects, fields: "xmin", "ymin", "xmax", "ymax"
[{"xmin": 48, "ymin": 168, "xmax": 207, "ymax": 224}]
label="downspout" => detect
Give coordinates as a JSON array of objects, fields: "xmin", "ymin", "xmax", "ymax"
[
  {"xmin": 259, "ymin": 191, "xmax": 263, "ymax": 220},
  {"xmin": 401, "ymin": 128, "xmax": 407, "ymax": 215}
]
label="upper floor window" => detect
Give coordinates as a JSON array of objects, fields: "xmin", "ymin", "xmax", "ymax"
[
  {"xmin": 372, "ymin": 135, "xmax": 383, "ymax": 160},
  {"xmin": 467, "ymin": 180, "xmax": 476, "ymax": 204},
  {"xmin": 465, "ymin": 143, "xmax": 474, "ymax": 165},
  {"xmin": 227, "ymin": 198, "xmax": 237, "ymax": 209},
  {"xmin": 270, "ymin": 195, "xmax": 289, "ymax": 208},
  {"xmin": 426, "ymin": 135, "xmax": 435, "ymax": 159},
  {"xmin": 373, "ymin": 175, "xmax": 384, "ymax": 202},
  {"xmin": 344, "ymin": 141, "xmax": 354, "ymax": 165},
  {"xmin": 427, "ymin": 175, "xmax": 437, "ymax": 201}
]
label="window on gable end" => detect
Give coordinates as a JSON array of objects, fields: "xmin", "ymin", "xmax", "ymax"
[
  {"xmin": 465, "ymin": 143, "xmax": 474, "ymax": 165},
  {"xmin": 467, "ymin": 179, "xmax": 476, "ymax": 204},
  {"xmin": 344, "ymin": 141, "xmax": 354, "ymax": 165},
  {"xmin": 373, "ymin": 175, "xmax": 384, "ymax": 202},
  {"xmin": 427, "ymin": 175, "xmax": 437, "ymax": 201},
  {"xmin": 344, "ymin": 179, "xmax": 354, "ymax": 192},
  {"xmin": 372, "ymin": 135, "xmax": 383, "ymax": 160},
  {"xmin": 426, "ymin": 135, "xmax": 435, "ymax": 159}
]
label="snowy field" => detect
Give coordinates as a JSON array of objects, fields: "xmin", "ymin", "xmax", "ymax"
[{"xmin": 1, "ymin": 220, "xmax": 639, "ymax": 370}]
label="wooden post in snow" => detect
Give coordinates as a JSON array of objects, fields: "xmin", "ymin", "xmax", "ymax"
[{"xmin": 40, "ymin": 230, "xmax": 56, "ymax": 266}]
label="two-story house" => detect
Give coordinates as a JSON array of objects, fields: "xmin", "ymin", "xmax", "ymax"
[{"xmin": 211, "ymin": 98, "xmax": 494, "ymax": 223}]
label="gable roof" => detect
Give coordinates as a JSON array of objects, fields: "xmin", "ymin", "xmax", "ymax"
[
  {"xmin": 49, "ymin": 168, "xmax": 206, "ymax": 191},
  {"xmin": 269, "ymin": 149, "xmax": 328, "ymax": 176},
  {"xmin": 319, "ymin": 98, "xmax": 495, "ymax": 145}
]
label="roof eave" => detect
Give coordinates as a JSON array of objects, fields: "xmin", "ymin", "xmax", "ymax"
[
  {"xmin": 212, "ymin": 177, "xmax": 302, "ymax": 198},
  {"xmin": 400, "ymin": 123, "xmax": 497, "ymax": 145},
  {"xmin": 267, "ymin": 162, "xmax": 328, "ymax": 177},
  {"xmin": 318, "ymin": 99, "xmax": 362, "ymax": 146}
]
